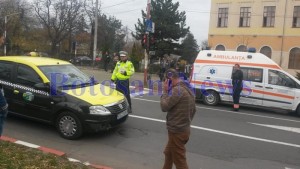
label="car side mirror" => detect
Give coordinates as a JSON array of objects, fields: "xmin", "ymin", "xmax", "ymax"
[{"xmin": 34, "ymin": 82, "xmax": 50, "ymax": 91}]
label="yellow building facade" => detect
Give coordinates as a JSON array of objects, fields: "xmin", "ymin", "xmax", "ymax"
[{"xmin": 208, "ymin": 0, "xmax": 300, "ymax": 75}]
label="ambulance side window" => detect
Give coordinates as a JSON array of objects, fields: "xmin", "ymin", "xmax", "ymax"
[
  {"xmin": 240, "ymin": 67, "xmax": 263, "ymax": 83},
  {"xmin": 268, "ymin": 70, "xmax": 296, "ymax": 88},
  {"xmin": 16, "ymin": 65, "xmax": 42, "ymax": 87}
]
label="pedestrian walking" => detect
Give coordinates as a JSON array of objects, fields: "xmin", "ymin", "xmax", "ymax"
[
  {"xmin": 231, "ymin": 63, "xmax": 243, "ymax": 111},
  {"xmin": 160, "ymin": 68, "xmax": 196, "ymax": 169},
  {"xmin": 111, "ymin": 51, "xmax": 135, "ymax": 113},
  {"xmin": 0, "ymin": 85, "xmax": 8, "ymax": 137},
  {"xmin": 111, "ymin": 52, "xmax": 119, "ymax": 73},
  {"xmin": 104, "ymin": 51, "xmax": 110, "ymax": 72}
]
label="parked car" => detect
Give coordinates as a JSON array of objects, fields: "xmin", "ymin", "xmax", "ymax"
[
  {"xmin": 70, "ymin": 56, "xmax": 92, "ymax": 66},
  {"xmin": 190, "ymin": 50, "xmax": 300, "ymax": 116},
  {"xmin": 0, "ymin": 56, "xmax": 129, "ymax": 139}
]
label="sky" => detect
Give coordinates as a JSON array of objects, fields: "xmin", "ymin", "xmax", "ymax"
[{"xmin": 101, "ymin": 0, "xmax": 211, "ymax": 46}]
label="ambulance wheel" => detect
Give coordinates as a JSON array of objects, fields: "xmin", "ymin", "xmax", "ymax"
[
  {"xmin": 56, "ymin": 112, "xmax": 83, "ymax": 140},
  {"xmin": 203, "ymin": 90, "xmax": 219, "ymax": 106},
  {"xmin": 296, "ymin": 105, "xmax": 300, "ymax": 117}
]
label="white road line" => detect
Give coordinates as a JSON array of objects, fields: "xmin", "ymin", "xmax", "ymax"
[
  {"xmin": 196, "ymin": 106, "xmax": 300, "ymax": 123},
  {"xmin": 15, "ymin": 141, "xmax": 40, "ymax": 148},
  {"xmin": 130, "ymin": 91, "xmax": 149, "ymax": 98},
  {"xmin": 129, "ymin": 115, "xmax": 300, "ymax": 148},
  {"xmin": 133, "ymin": 97, "xmax": 160, "ymax": 103},
  {"xmin": 250, "ymin": 123, "xmax": 300, "ymax": 134},
  {"xmin": 132, "ymin": 97, "xmax": 300, "ymax": 123}
]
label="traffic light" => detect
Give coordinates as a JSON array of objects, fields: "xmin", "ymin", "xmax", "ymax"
[
  {"xmin": 141, "ymin": 34, "xmax": 147, "ymax": 48},
  {"xmin": 149, "ymin": 33, "xmax": 156, "ymax": 50}
]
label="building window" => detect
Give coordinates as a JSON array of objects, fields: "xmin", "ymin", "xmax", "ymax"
[
  {"xmin": 218, "ymin": 8, "xmax": 228, "ymax": 27},
  {"xmin": 293, "ymin": 6, "xmax": 300, "ymax": 28},
  {"xmin": 263, "ymin": 6, "xmax": 275, "ymax": 27},
  {"xmin": 215, "ymin": 45, "xmax": 225, "ymax": 51},
  {"xmin": 237, "ymin": 45, "xmax": 247, "ymax": 52},
  {"xmin": 239, "ymin": 7, "xmax": 251, "ymax": 27},
  {"xmin": 260, "ymin": 46, "xmax": 272, "ymax": 58},
  {"xmin": 288, "ymin": 47, "xmax": 300, "ymax": 69}
]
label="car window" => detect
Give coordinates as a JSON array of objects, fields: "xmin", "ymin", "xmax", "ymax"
[
  {"xmin": 0, "ymin": 62, "xmax": 13, "ymax": 81},
  {"xmin": 240, "ymin": 67, "xmax": 263, "ymax": 83},
  {"xmin": 268, "ymin": 69, "xmax": 296, "ymax": 88},
  {"xmin": 16, "ymin": 65, "xmax": 42, "ymax": 87},
  {"xmin": 39, "ymin": 64, "xmax": 91, "ymax": 87}
]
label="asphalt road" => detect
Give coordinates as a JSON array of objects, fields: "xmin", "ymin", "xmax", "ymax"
[{"xmin": 3, "ymin": 68, "xmax": 300, "ymax": 169}]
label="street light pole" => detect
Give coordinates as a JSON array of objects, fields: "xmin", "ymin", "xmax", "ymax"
[
  {"xmin": 4, "ymin": 16, "xmax": 7, "ymax": 56},
  {"xmin": 2, "ymin": 12, "xmax": 21, "ymax": 56}
]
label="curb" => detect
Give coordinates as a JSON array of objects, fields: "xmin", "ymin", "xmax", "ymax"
[{"xmin": 0, "ymin": 136, "xmax": 112, "ymax": 169}]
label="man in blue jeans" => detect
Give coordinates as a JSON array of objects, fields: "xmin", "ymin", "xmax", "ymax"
[{"xmin": 0, "ymin": 86, "xmax": 8, "ymax": 137}]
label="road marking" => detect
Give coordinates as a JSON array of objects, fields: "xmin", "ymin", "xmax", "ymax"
[
  {"xmin": 15, "ymin": 140, "xmax": 40, "ymax": 148},
  {"xmin": 196, "ymin": 106, "xmax": 300, "ymax": 123},
  {"xmin": 132, "ymin": 97, "xmax": 300, "ymax": 123},
  {"xmin": 130, "ymin": 91, "xmax": 149, "ymax": 98},
  {"xmin": 129, "ymin": 115, "xmax": 300, "ymax": 148},
  {"xmin": 250, "ymin": 123, "xmax": 300, "ymax": 134}
]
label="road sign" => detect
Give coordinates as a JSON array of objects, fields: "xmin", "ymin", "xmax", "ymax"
[{"xmin": 149, "ymin": 51, "xmax": 155, "ymax": 55}]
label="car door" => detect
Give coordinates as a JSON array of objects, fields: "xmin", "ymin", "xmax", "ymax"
[
  {"xmin": 0, "ymin": 61, "xmax": 15, "ymax": 112},
  {"xmin": 263, "ymin": 69, "xmax": 296, "ymax": 110},
  {"xmin": 239, "ymin": 67, "xmax": 264, "ymax": 105},
  {"xmin": 12, "ymin": 64, "xmax": 53, "ymax": 122}
]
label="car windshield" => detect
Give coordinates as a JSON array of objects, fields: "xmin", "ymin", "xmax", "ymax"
[{"xmin": 38, "ymin": 64, "xmax": 92, "ymax": 88}]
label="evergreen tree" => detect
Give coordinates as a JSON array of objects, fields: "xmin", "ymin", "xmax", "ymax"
[
  {"xmin": 132, "ymin": 0, "xmax": 189, "ymax": 58},
  {"xmin": 180, "ymin": 33, "xmax": 199, "ymax": 63}
]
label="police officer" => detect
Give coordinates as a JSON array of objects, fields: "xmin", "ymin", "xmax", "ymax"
[{"xmin": 111, "ymin": 51, "xmax": 135, "ymax": 112}]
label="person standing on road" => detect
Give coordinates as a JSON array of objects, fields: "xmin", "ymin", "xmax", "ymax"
[
  {"xmin": 111, "ymin": 52, "xmax": 119, "ymax": 73},
  {"xmin": 231, "ymin": 63, "xmax": 243, "ymax": 111},
  {"xmin": 0, "ymin": 85, "xmax": 8, "ymax": 137},
  {"xmin": 111, "ymin": 51, "xmax": 135, "ymax": 112},
  {"xmin": 104, "ymin": 51, "xmax": 110, "ymax": 72},
  {"xmin": 160, "ymin": 68, "xmax": 196, "ymax": 169}
]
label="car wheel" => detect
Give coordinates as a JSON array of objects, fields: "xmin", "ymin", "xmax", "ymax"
[
  {"xmin": 203, "ymin": 90, "xmax": 219, "ymax": 106},
  {"xmin": 56, "ymin": 112, "xmax": 83, "ymax": 140}
]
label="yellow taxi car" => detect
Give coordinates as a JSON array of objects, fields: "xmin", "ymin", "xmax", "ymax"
[{"xmin": 0, "ymin": 56, "xmax": 129, "ymax": 139}]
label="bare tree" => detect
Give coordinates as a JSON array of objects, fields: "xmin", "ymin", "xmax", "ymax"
[{"xmin": 33, "ymin": 0, "xmax": 84, "ymax": 55}]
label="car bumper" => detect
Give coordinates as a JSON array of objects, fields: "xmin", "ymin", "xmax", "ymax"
[{"xmin": 83, "ymin": 111, "xmax": 128, "ymax": 132}]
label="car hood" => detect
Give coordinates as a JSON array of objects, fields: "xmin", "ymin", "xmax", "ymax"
[{"xmin": 62, "ymin": 84, "xmax": 125, "ymax": 105}]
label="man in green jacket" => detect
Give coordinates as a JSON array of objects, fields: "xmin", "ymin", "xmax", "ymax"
[{"xmin": 111, "ymin": 51, "xmax": 135, "ymax": 112}]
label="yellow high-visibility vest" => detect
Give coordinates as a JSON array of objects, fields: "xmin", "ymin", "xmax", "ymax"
[{"xmin": 111, "ymin": 60, "xmax": 135, "ymax": 80}]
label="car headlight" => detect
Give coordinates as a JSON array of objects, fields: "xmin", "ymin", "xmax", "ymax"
[{"xmin": 89, "ymin": 106, "xmax": 111, "ymax": 115}]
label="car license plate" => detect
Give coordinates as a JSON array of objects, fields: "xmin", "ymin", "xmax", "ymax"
[{"xmin": 117, "ymin": 110, "xmax": 128, "ymax": 119}]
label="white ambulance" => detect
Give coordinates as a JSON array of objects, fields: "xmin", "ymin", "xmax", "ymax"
[{"xmin": 190, "ymin": 50, "xmax": 300, "ymax": 116}]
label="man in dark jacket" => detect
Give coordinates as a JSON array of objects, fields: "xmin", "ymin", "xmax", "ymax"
[
  {"xmin": 231, "ymin": 64, "xmax": 243, "ymax": 111},
  {"xmin": 160, "ymin": 68, "xmax": 196, "ymax": 169},
  {"xmin": 0, "ymin": 85, "xmax": 8, "ymax": 137}
]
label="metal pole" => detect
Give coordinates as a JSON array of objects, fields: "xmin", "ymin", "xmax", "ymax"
[
  {"xmin": 4, "ymin": 16, "xmax": 7, "ymax": 56},
  {"xmin": 144, "ymin": 0, "xmax": 151, "ymax": 86},
  {"xmin": 279, "ymin": 0, "xmax": 288, "ymax": 67},
  {"xmin": 93, "ymin": 0, "xmax": 98, "ymax": 67}
]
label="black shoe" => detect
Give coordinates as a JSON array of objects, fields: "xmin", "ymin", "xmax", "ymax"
[{"xmin": 128, "ymin": 107, "xmax": 132, "ymax": 114}]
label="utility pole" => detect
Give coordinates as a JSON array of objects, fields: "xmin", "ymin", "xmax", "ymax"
[
  {"xmin": 144, "ymin": 0, "xmax": 151, "ymax": 86},
  {"xmin": 93, "ymin": 0, "xmax": 98, "ymax": 67}
]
